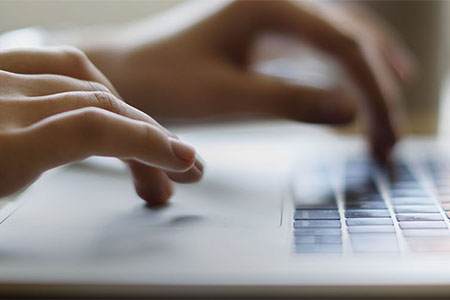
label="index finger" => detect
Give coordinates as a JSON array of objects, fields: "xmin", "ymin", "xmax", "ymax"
[
  {"xmin": 266, "ymin": 1, "xmax": 398, "ymax": 160},
  {"xmin": 220, "ymin": 1, "xmax": 400, "ymax": 160}
]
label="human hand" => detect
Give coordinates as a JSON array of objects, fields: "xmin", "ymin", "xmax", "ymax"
[
  {"xmin": 82, "ymin": 0, "xmax": 416, "ymax": 162},
  {"xmin": 0, "ymin": 47, "xmax": 203, "ymax": 204}
]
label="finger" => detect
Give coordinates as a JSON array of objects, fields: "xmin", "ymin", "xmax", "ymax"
[
  {"xmin": 215, "ymin": 1, "xmax": 400, "ymax": 160},
  {"xmin": 127, "ymin": 156, "xmax": 204, "ymax": 204},
  {"xmin": 18, "ymin": 107, "xmax": 197, "ymax": 173},
  {"xmin": 0, "ymin": 47, "xmax": 120, "ymax": 97},
  {"xmin": 7, "ymin": 71, "xmax": 205, "ymax": 172},
  {"xmin": 12, "ymin": 91, "xmax": 173, "ymax": 137},
  {"xmin": 165, "ymin": 158, "xmax": 204, "ymax": 184},
  {"xmin": 270, "ymin": 1, "xmax": 399, "ymax": 160},
  {"xmin": 126, "ymin": 160, "xmax": 173, "ymax": 205},
  {"xmin": 216, "ymin": 67, "xmax": 357, "ymax": 124},
  {"xmin": 11, "ymin": 72, "xmax": 111, "ymax": 97},
  {"xmin": 22, "ymin": 91, "xmax": 207, "ymax": 170}
]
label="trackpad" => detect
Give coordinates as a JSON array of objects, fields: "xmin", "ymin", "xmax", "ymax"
[{"xmin": 3, "ymin": 151, "xmax": 285, "ymax": 231}]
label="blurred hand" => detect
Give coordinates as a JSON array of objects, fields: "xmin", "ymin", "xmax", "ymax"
[
  {"xmin": 0, "ymin": 47, "xmax": 203, "ymax": 204},
  {"xmin": 83, "ymin": 0, "xmax": 416, "ymax": 161}
]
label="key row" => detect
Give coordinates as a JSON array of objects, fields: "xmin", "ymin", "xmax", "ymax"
[
  {"xmin": 295, "ymin": 235, "xmax": 450, "ymax": 253},
  {"xmin": 294, "ymin": 218, "xmax": 449, "ymax": 227},
  {"xmin": 294, "ymin": 226, "xmax": 450, "ymax": 236},
  {"xmin": 295, "ymin": 209, "xmax": 450, "ymax": 220}
]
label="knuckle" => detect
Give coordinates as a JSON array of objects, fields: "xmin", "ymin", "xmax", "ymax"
[
  {"xmin": 87, "ymin": 80, "xmax": 110, "ymax": 93},
  {"xmin": 89, "ymin": 91, "xmax": 124, "ymax": 114},
  {"xmin": 57, "ymin": 46, "xmax": 89, "ymax": 73},
  {"xmin": 58, "ymin": 46, "xmax": 87, "ymax": 60}
]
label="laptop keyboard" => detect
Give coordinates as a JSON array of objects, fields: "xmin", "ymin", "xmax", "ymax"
[{"xmin": 292, "ymin": 157, "xmax": 450, "ymax": 254}]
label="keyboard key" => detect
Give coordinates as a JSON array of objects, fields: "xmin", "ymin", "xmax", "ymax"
[
  {"xmin": 441, "ymin": 203, "xmax": 450, "ymax": 211},
  {"xmin": 390, "ymin": 181, "xmax": 422, "ymax": 189},
  {"xmin": 294, "ymin": 210, "xmax": 340, "ymax": 220},
  {"xmin": 399, "ymin": 221, "xmax": 447, "ymax": 229},
  {"xmin": 396, "ymin": 213, "xmax": 443, "ymax": 221},
  {"xmin": 295, "ymin": 203, "xmax": 338, "ymax": 210},
  {"xmin": 295, "ymin": 235, "xmax": 342, "ymax": 244},
  {"xmin": 345, "ymin": 209, "xmax": 390, "ymax": 218},
  {"xmin": 347, "ymin": 183, "xmax": 377, "ymax": 193},
  {"xmin": 295, "ymin": 243, "xmax": 342, "ymax": 253},
  {"xmin": 391, "ymin": 197, "xmax": 434, "ymax": 206},
  {"xmin": 348, "ymin": 225, "xmax": 395, "ymax": 234},
  {"xmin": 440, "ymin": 197, "xmax": 450, "ymax": 203},
  {"xmin": 345, "ymin": 194, "xmax": 384, "ymax": 202},
  {"xmin": 394, "ymin": 205, "xmax": 439, "ymax": 213},
  {"xmin": 345, "ymin": 163, "xmax": 373, "ymax": 176},
  {"xmin": 402, "ymin": 229, "xmax": 450, "ymax": 237},
  {"xmin": 391, "ymin": 189, "xmax": 428, "ymax": 197},
  {"xmin": 294, "ymin": 228, "xmax": 341, "ymax": 236},
  {"xmin": 294, "ymin": 220, "xmax": 341, "ymax": 228},
  {"xmin": 345, "ymin": 181, "xmax": 378, "ymax": 197},
  {"xmin": 346, "ymin": 177, "xmax": 371, "ymax": 185},
  {"xmin": 345, "ymin": 202, "xmax": 387, "ymax": 209},
  {"xmin": 346, "ymin": 218, "xmax": 393, "ymax": 226},
  {"xmin": 387, "ymin": 171, "xmax": 415, "ymax": 182},
  {"xmin": 446, "ymin": 212, "xmax": 450, "ymax": 219}
]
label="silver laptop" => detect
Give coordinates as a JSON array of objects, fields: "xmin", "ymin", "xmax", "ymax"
[{"xmin": 1, "ymin": 121, "xmax": 450, "ymax": 298}]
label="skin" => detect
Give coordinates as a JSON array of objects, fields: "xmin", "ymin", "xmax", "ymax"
[
  {"xmin": 0, "ymin": 47, "xmax": 203, "ymax": 204},
  {"xmin": 1, "ymin": 0, "xmax": 416, "ymax": 205},
  {"xmin": 72, "ymin": 0, "xmax": 415, "ymax": 158}
]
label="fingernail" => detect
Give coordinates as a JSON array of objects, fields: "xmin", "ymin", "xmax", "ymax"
[{"xmin": 169, "ymin": 138, "xmax": 196, "ymax": 163}]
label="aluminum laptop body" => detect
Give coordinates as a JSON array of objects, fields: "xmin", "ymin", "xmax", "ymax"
[{"xmin": 1, "ymin": 122, "xmax": 450, "ymax": 299}]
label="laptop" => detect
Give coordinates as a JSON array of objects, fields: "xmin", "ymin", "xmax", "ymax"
[{"xmin": 1, "ymin": 120, "xmax": 450, "ymax": 298}]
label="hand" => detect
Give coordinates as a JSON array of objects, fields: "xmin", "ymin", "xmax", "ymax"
[
  {"xmin": 81, "ymin": 0, "xmax": 416, "ymax": 161},
  {"xmin": 0, "ymin": 47, "xmax": 203, "ymax": 204}
]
